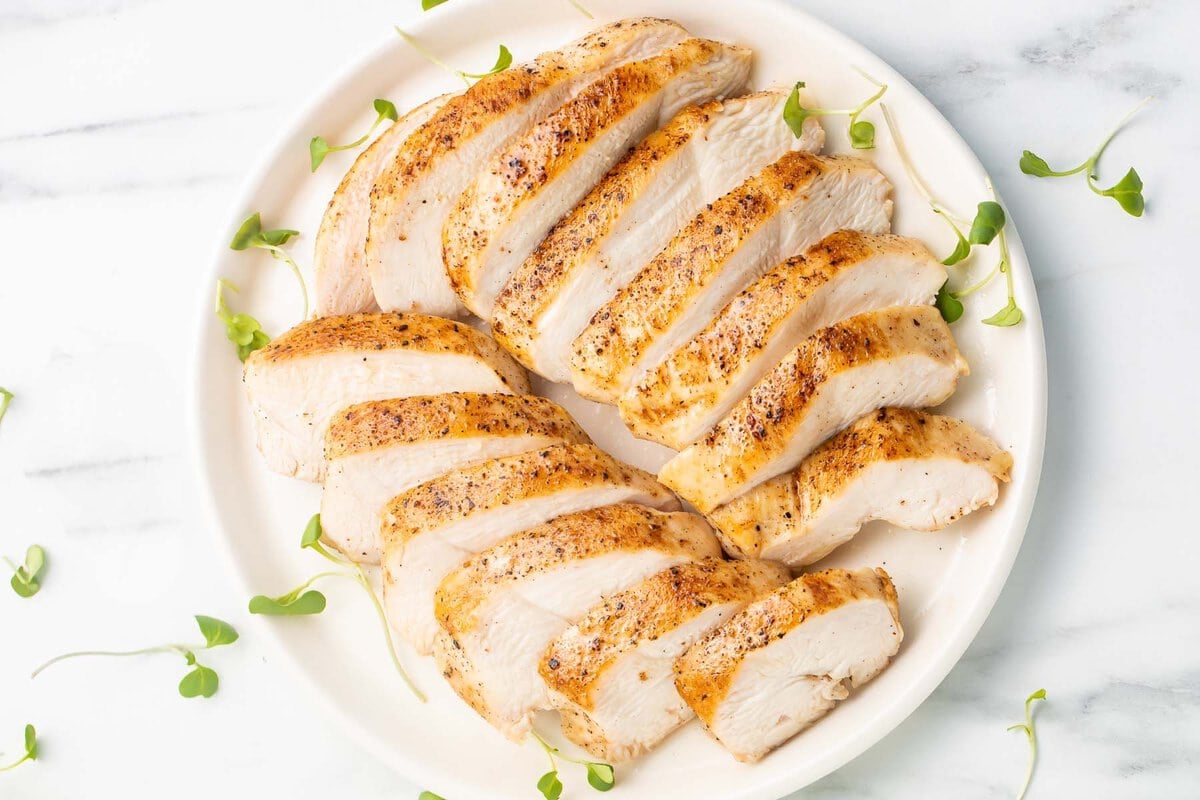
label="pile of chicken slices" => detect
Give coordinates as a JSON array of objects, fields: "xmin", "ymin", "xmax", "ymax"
[{"xmin": 242, "ymin": 17, "xmax": 1014, "ymax": 765}]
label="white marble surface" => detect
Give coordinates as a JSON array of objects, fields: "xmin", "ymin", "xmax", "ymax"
[{"xmin": 1, "ymin": 0, "xmax": 1198, "ymax": 797}]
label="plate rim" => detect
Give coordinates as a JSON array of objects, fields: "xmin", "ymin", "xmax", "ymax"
[{"xmin": 188, "ymin": 1, "xmax": 1048, "ymax": 796}]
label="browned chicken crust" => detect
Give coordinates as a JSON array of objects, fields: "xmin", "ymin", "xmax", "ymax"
[
  {"xmin": 709, "ymin": 408, "xmax": 1013, "ymax": 557},
  {"xmin": 674, "ymin": 568, "xmax": 901, "ymax": 725},
  {"xmin": 380, "ymin": 441, "xmax": 676, "ymax": 548},
  {"xmin": 541, "ymin": 558, "xmax": 788, "ymax": 709},
  {"xmin": 324, "ymin": 392, "xmax": 587, "ymax": 461},
  {"xmin": 444, "ymin": 37, "xmax": 744, "ymax": 306}
]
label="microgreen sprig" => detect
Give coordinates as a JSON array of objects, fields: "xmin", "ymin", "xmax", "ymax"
[
  {"xmin": 1021, "ymin": 97, "xmax": 1151, "ymax": 217},
  {"xmin": 31, "ymin": 616, "xmax": 238, "ymax": 699},
  {"xmin": 1007, "ymin": 689, "xmax": 1047, "ymax": 800},
  {"xmin": 249, "ymin": 515, "xmax": 425, "ymax": 701},
  {"xmin": 0, "ymin": 387, "xmax": 12, "ymax": 426},
  {"xmin": 215, "ymin": 279, "xmax": 270, "ymax": 362},
  {"xmin": 881, "ymin": 104, "xmax": 1023, "ymax": 327},
  {"xmin": 784, "ymin": 70, "xmax": 887, "ymax": 149},
  {"xmin": 310, "ymin": 99, "xmax": 399, "ymax": 172},
  {"xmin": 531, "ymin": 730, "xmax": 615, "ymax": 798},
  {"xmin": 0, "ymin": 725, "xmax": 37, "ymax": 772},
  {"xmin": 5, "ymin": 545, "xmax": 47, "ymax": 599},
  {"xmin": 417, "ymin": 792, "xmax": 446, "ymax": 800},
  {"xmin": 394, "ymin": 26, "xmax": 512, "ymax": 86},
  {"xmin": 229, "ymin": 213, "xmax": 308, "ymax": 319}
]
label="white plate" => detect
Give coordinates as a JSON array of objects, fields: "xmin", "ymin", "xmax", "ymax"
[{"xmin": 191, "ymin": 1, "xmax": 1047, "ymax": 797}]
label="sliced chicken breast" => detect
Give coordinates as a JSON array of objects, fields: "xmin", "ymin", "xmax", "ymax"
[
  {"xmin": 658, "ymin": 305, "xmax": 968, "ymax": 513},
  {"xmin": 570, "ymin": 152, "xmax": 893, "ymax": 403},
  {"xmin": 709, "ymin": 409, "xmax": 1013, "ymax": 565},
  {"xmin": 314, "ymin": 93, "xmax": 455, "ymax": 316},
  {"xmin": 444, "ymin": 38, "xmax": 753, "ymax": 318},
  {"xmin": 321, "ymin": 393, "xmax": 588, "ymax": 562},
  {"xmin": 381, "ymin": 442, "xmax": 680, "ymax": 655},
  {"xmin": 621, "ymin": 231, "xmax": 946, "ymax": 448},
  {"xmin": 541, "ymin": 558, "xmax": 788, "ymax": 762},
  {"xmin": 674, "ymin": 567, "xmax": 902, "ymax": 762},
  {"xmin": 242, "ymin": 313, "xmax": 528, "ymax": 482},
  {"xmin": 492, "ymin": 88, "xmax": 824, "ymax": 380},
  {"xmin": 433, "ymin": 504, "xmax": 719, "ymax": 739},
  {"xmin": 366, "ymin": 18, "xmax": 690, "ymax": 316}
]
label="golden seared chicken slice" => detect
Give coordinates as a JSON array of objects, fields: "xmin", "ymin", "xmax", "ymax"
[
  {"xmin": 242, "ymin": 314, "xmax": 528, "ymax": 482},
  {"xmin": 541, "ymin": 558, "xmax": 788, "ymax": 762},
  {"xmin": 366, "ymin": 18, "xmax": 689, "ymax": 317},
  {"xmin": 675, "ymin": 567, "xmax": 902, "ymax": 762},
  {"xmin": 314, "ymin": 94, "xmax": 454, "ymax": 316},
  {"xmin": 381, "ymin": 443, "xmax": 679, "ymax": 654},
  {"xmin": 492, "ymin": 88, "xmax": 824, "ymax": 380},
  {"xmin": 444, "ymin": 38, "xmax": 752, "ymax": 318},
  {"xmin": 570, "ymin": 152, "xmax": 893, "ymax": 403},
  {"xmin": 622, "ymin": 231, "xmax": 946, "ymax": 449},
  {"xmin": 659, "ymin": 305, "xmax": 968, "ymax": 513},
  {"xmin": 433, "ymin": 504, "xmax": 720, "ymax": 739},
  {"xmin": 709, "ymin": 409, "xmax": 1013, "ymax": 565},
  {"xmin": 321, "ymin": 394, "xmax": 588, "ymax": 562}
]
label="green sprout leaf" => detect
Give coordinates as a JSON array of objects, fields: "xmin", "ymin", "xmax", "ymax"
[
  {"xmin": 309, "ymin": 136, "xmax": 331, "ymax": 171},
  {"xmin": 1008, "ymin": 689, "xmax": 1047, "ymax": 800},
  {"xmin": 585, "ymin": 762, "xmax": 615, "ymax": 792},
  {"xmin": 417, "ymin": 792, "xmax": 446, "ymax": 800},
  {"xmin": 1019, "ymin": 97, "xmax": 1151, "ymax": 216},
  {"xmin": 228, "ymin": 213, "xmax": 308, "ymax": 319},
  {"xmin": 0, "ymin": 724, "xmax": 37, "ymax": 772},
  {"xmin": 848, "ymin": 119, "xmax": 876, "ymax": 149},
  {"xmin": 982, "ymin": 298, "xmax": 1024, "ymax": 327},
  {"xmin": 782, "ymin": 73, "xmax": 886, "ymax": 148},
  {"xmin": 374, "ymin": 98, "xmax": 399, "ymax": 122},
  {"xmin": 0, "ymin": 387, "xmax": 12, "ymax": 426},
  {"xmin": 460, "ymin": 45, "xmax": 513, "ymax": 80},
  {"xmin": 214, "ymin": 279, "xmax": 271, "ymax": 362},
  {"xmin": 253, "ymin": 513, "xmax": 424, "ymax": 700},
  {"xmin": 195, "ymin": 615, "xmax": 239, "ymax": 648},
  {"xmin": 940, "ymin": 223, "xmax": 972, "ymax": 266},
  {"xmin": 249, "ymin": 589, "xmax": 327, "ymax": 616},
  {"xmin": 421, "ymin": 0, "xmax": 449, "ymax": 8},
  {"xmin": 537, "ymin": 770, "xmax": 563, "ymax": 800},
  {"xmin": 782, "ymin": 82, "xmax": 811, "ymax": 138},
  {"xmin": 967, "ymin": 201, "xmax": 1006, "ymax": 246},
  {"xmin": 7, "ymin": 544, "xmax": 47, "ymax": 599},
  {"xmin": 310, "ymin": 99, "xmax": 402, "ymax": 172},
  {"xmin": 1095, "ymin": 167, "xmax": 1144, "ymax": 217},
  {"xmin": 178, "ymin": 664, "xmax": 219, "ymax": 698},
  {"xmin": 1018, "ymin": 150, "xmax": 1054, "ymax": 177},
  {"xmin": 32, "ymin": 616, "xmax": 237, "ymax": 699},
  {"xmin": 301, "ymin": 514, "xmax": 324, "ymax": 548},
  {"xmin": 935, "ymin": 282, "xmax": 964, "ymax": 324}
]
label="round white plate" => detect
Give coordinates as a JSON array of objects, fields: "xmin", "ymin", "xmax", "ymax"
[{"xmin": 192, "ymin": 1, "xmax": 1047, "ymax": 797}]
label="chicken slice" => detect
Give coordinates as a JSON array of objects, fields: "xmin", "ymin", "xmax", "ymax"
[
  {"xmin": 674, "ymin": 567, "xmax": 902, "ymax": 762},
  {"xmin": 433, "ymin": 504, "xmax": 720, "ymax": 739},
  {"xmin": 570, "ymin": 152, "xmax": 893, "ymax": 403},
  {"xmin": 541, "ymin": 558, "xmax": 789, "ymax": 762},
  {"xmin": 242, "ymin": 313, "xmax": 528, "ymax": 482},
  {"xmin": 366, "ymin": 18, "xmax": 690, "ymax": 316},
  {"xmin": 381, "ymin": 442, "xmax": 680, "ymax": 655},
  {"xmin": 321, "ymin": 393, "xmax": 588, "ymax": 562},
  {"xmin": 492, "ymin": 88, "xmax": 824, "ymax": 381},
  {"xmin": 314, "ymin": 93, "xmax": 454, "ymax": 316},
  {"xmin": 621, "ymin": 231, "xmax": 946, "ymax": 449},
  {"xmin": 444, "ymin": 37, "xmax": 753, "ymax": 318},
  {"xmin": 709, "ymin": 409, "xmax": 1013, "ymax": 565},
  {"xmin": 658, "ymin": 305, "xmax": 968, "ymax": 513}
]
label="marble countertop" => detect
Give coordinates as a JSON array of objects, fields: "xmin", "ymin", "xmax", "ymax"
[{"xmin": 1, "ymin": 0, "xmax": 1198, "ymax": 797}]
